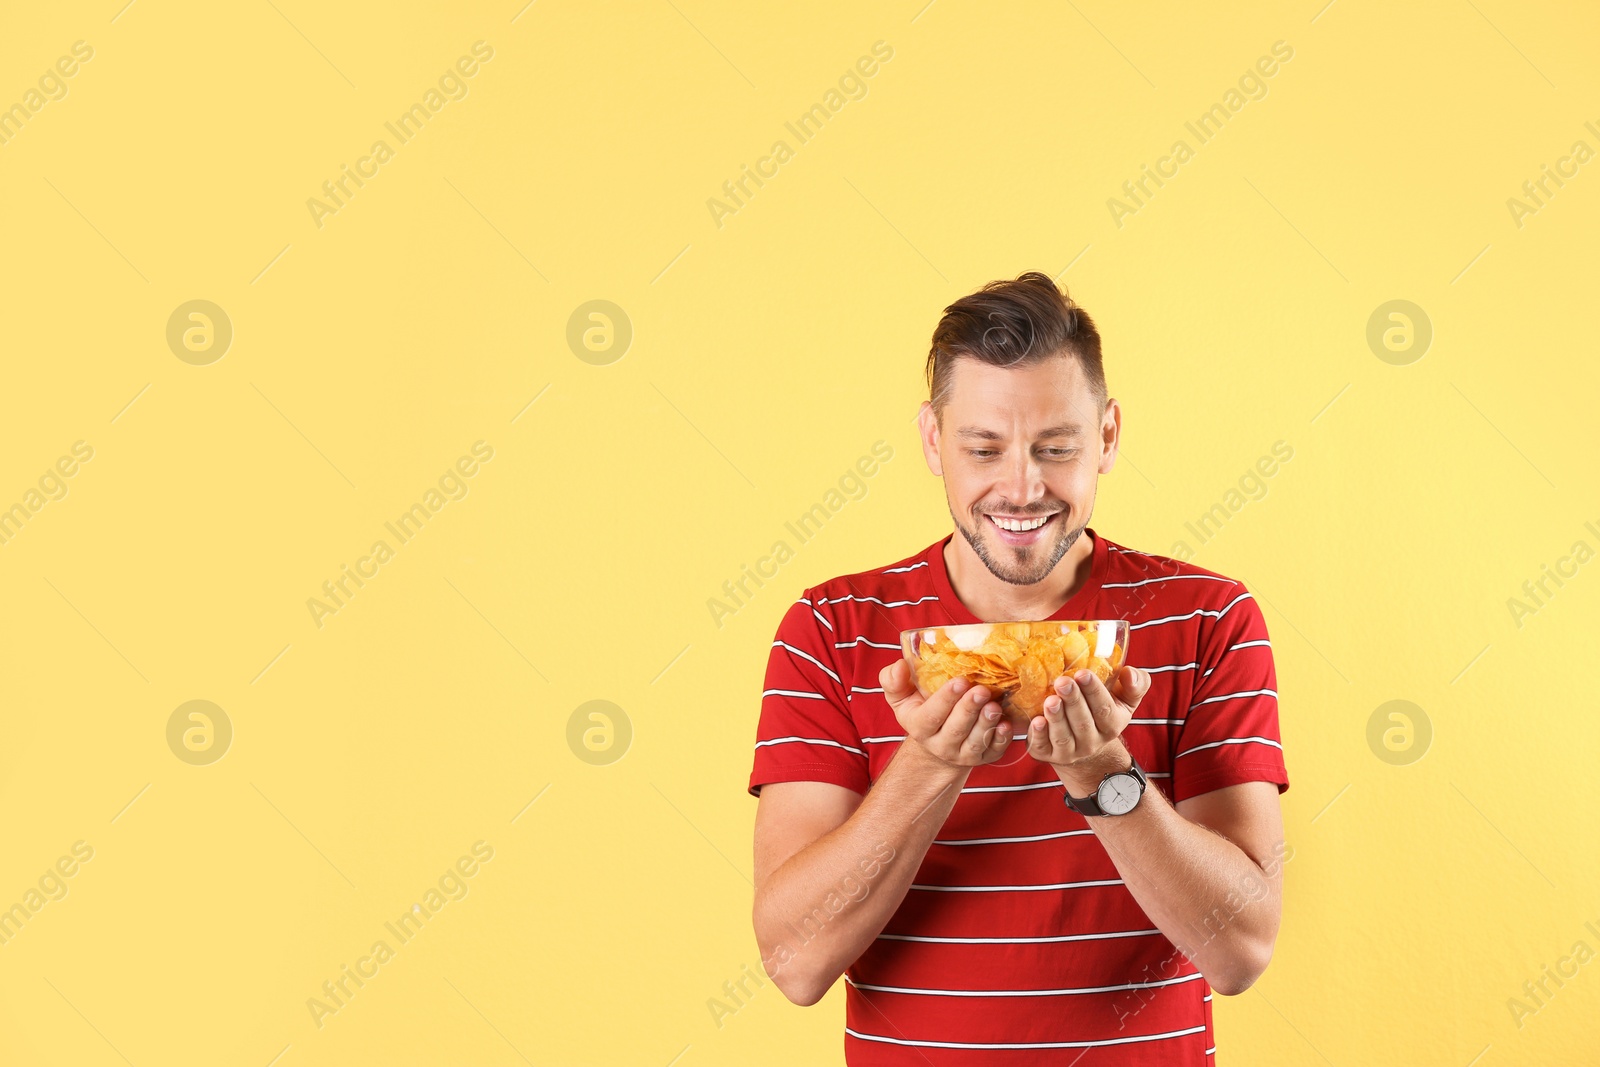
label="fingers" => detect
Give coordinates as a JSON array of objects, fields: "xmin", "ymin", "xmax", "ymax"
[
  {"xmin": 935, "ymin": 682, "xmax": 992, "ymax": 748},
  {"xmin": 960, "ymin": 702, "xmax": 1012, "ymax": 762},
  {"xmin": 1111, "ymin": 664, "xmax": 1151, "ymax": 706},
  {"xmin": 1026, "ymin": 707, "xmax": 1053, "ymax": 760},
  {"xmin": 1056, "ymin": 670, "xmax": 1099, "ymax": 738},
  {"xmin": 987, "ymin": 717, "xmax": 1014, "ymax": 757},
  {"xmin": 1028, "ymin": 671, "xmax": 1100, "ymax": 762},
  {"xmin": 879, "ymin": 659, "xmax": 915, "ymax": 704},
  {"xmin": 1074, "ymin": 670, "xmax": 1115, "ymax": 728},
  {"xmin": 1028, "ymin": 667, "xmax": 1146, "ymax": 768},
  {"xmin": 889, "ymin": 668, "xmax": 982, "ymax": 747}
]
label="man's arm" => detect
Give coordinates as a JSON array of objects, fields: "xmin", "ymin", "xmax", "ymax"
[
  {"xmin": 1072, "ymin": 758, "xmax": 1283, "ymax": 995},
  {"xmin": 1031, "ymin": 668, "xmax": 1286, "ymax": 996},
  {"xmin": 751, "ymin": 668, "xmax": 1013, "ymax": 1006},
  {"xmin": 753, "ymin": 743, "xmax": 964, "ymax": 1006}
]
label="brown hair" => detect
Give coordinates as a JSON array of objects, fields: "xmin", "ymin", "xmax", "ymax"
[{"xmin": 925, "ymin": 271, "xmax": 1106, "ymax": 420}]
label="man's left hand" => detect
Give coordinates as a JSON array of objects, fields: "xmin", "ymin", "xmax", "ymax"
[{"xmin": 1026, "ymin": 665, "xmax": 1152, "ymax": 788}]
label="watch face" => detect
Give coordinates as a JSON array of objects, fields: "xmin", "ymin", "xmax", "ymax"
[{"xmin": 1098, "ymin": 772, "xmax": 1142, "ymax": 815}]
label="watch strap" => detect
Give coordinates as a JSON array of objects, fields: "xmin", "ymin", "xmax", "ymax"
[{"xmin": 1063, "ymin": 755, "xmax": 1147, "ymax": 816}]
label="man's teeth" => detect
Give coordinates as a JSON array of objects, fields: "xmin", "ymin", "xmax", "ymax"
[{"xmin": 988, "ymin": 513, "xmax": 1052, "ymax": 532}]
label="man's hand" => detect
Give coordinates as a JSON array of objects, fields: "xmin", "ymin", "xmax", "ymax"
[
  {"xmin": 879, "ymin": 659, "xmax": 1013, "ymax": 768},
  {"xmin": 1026, "ymin": 665, "xmax": 1152, "ymax": 786}
]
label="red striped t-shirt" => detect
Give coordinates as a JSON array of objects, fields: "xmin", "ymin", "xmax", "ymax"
[{"xmin": 748, "ymin": 528, "xmax": 1289, "ymax": 1065}]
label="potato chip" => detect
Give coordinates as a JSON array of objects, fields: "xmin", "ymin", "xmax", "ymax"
[
  {"xmin": 1036, "ymin": 639, "xmax": 1066, "ymax": 688},
  {"xmin": 1012, "ymin": 654, "xmax": 1049, "ymax": 724},
  {"xmin": 1058, "ymin": 629, "xmax": 1090, "ymax": 675},
  {"xmin": 903, "ymin": 620, "xmax": 1129, "ymax": 718}
]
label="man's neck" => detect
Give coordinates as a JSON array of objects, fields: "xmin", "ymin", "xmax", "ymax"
[{"xmin": 943, "ymin": 529, "xmax": 1096, "ymax": 622}]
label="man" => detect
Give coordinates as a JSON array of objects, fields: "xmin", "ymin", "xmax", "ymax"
[{"xmin": 747, "ymin": 271, "xmax": 1290, "ymax": 1064}]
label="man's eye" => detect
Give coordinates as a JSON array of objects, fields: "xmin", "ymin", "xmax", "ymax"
[
  {"xmin": 1042, "ymin": 449, "xmax": 1076, "ymax": 458},
  {"xmin": 967, "ymin": 449, "xmax": 997, "ymax": 458}
]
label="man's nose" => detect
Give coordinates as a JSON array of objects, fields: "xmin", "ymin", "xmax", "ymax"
[{"xmin": 998, "ymin": 450, "xmax": 1045, "ymax": 505}]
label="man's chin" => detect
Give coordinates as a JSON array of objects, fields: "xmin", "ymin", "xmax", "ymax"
[
  {"xmin": 984, "ymin": 547, "xmax": 1060, "ymax": 586},
  {"xmin": 959, "ymin": 519, "xmax": 1080, "ymax": 587},
  {"xmin": 953, "ymin": 521, "xmax": 1056, "ymax": 588}
]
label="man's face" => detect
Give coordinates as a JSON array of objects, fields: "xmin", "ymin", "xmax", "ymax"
[{"xmin": 918, "ymin": 354, "xmax": 1119, "ymax": 586}]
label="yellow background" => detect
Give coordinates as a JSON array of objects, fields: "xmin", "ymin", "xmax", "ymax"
[{"xmin": 1, "ymin": 1, "xmax": 1596, "ymax": 1064}]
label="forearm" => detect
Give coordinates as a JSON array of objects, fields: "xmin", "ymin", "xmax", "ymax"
[
  {"xmin": 755, "ymin": 742, "xmax": 968, "ymax": 1005},
  {"xmin": 1061, "ymin": 746, "xmax": 1281, "ymax": 994}
]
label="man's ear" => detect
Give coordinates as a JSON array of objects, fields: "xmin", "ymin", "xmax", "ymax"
[
  {"xmin": 1098, "ymin": 398, "xmax": 1121, "ymax": 475},
  {"xmin": 917, "ymin": 401, "xmax": 943, "ymax": 476}
]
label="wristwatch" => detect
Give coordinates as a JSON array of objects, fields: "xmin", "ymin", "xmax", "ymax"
[{"xmin": 1063, "ymin": 754, "xmax": 1148, "ymax": 817}]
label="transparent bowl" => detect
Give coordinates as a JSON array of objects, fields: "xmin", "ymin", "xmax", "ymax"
[{"xmin": 899, "ymin": 620, "xmax": 1131, "ymax": 728}]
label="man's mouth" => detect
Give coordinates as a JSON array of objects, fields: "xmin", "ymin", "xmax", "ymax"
[{"xmin": 983, "ymin": 510, "xmax": 1060, "ymax": 544}]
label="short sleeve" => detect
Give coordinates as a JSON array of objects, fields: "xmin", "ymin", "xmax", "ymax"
[
  {"xmin": 1170, "ymin": 582, "xmax": 1289, "ymax": 803},
  {"xmin": 747, "ymin": 589, "xmax": 869, "ymax": 798}
]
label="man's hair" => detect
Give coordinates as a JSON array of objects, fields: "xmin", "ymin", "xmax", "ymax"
[{"xmin": 925, "ymin": 270, "xmax": 1107, "ymax": 420}]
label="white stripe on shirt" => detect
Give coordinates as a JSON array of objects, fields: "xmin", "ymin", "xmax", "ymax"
[
  {"xmin": 753, "ymin": 736, "xmax": 866, "ymax": 757},
  {"xmin": 910, "ymin": 877, "xmax": 1124, "ymax": 892},
  {"xmin": 883, "ymin": 561, "xmax": 930, "ymax": 573},
  {"xmin": 1201, "ymin": 640, "xmax": 1274, "ymax": 680},
  {"xmin": 861, "ymin": 734, "xmax": 1035, "ymax": 745},
  {"xmin": 771, "ymin": 640, "xmax": 841, "ymax": 684},
  {"xmin": 1175, "ymin": 735, "xmax": 1283, "ymax": 759},
  {"xmin": 1103, "ymin": 574, "xmax": 1234, "ymax": 588},
  {"xmin": 844, "ymin": 1023, "xmax": 1209, "ymax": 1051},
  {"xmin": 878, "ymin": 927, "xmax": 1160, "ymax": 945},
  {"xmin": 1130, "ymin": 592, "xmax": 1252, "ymax": 630},
  {"xmin": 934, "ymin": 828, "xmax": 1094, "ymax": 845},
  {"xmin": 761, "ymin": 688, "xmax": 828, "ymax": 700},
  {"xmin": 845, "ymin": 970, "xmax": 1204, "ymax": 998},
  {"xmin": 834, "ymin": 636, "xmax": 901, "ymax": 649},
  {"xmin": 1191, "ymin": 688, "xmax": 1277, "ymax": 709},
  {"xmin": 821, "ymin": 594, "xmax": 940, "ymax": 609},
  {"xmin": 960, "ymin": 779, "xmax": 1063, "ymax": 794}
]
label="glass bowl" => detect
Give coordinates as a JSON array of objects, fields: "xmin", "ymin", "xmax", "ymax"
[{"xmin": 899, "ymin": 620, "xmax": 1131, "ymax": 728}]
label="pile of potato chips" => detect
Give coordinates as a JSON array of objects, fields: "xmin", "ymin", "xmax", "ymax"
[{"xmin": 903, "ymin": 621, "xmax": 1127, "ymax": 727}]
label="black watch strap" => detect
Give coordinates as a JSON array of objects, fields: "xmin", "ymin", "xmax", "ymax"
[{"xmin": 1062, "ymin": 755, "xmax": 1147, "ymax": 816}]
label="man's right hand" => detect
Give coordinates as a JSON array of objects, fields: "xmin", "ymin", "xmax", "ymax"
[{"xmin": 879, "ymin": 659, "xmax": 1014, "ymax": 767}]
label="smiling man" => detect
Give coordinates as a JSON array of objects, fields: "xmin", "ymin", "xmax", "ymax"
[{"xmin": 748, "ymin": 272, "xmax": 1290, "ymax": 1064}]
